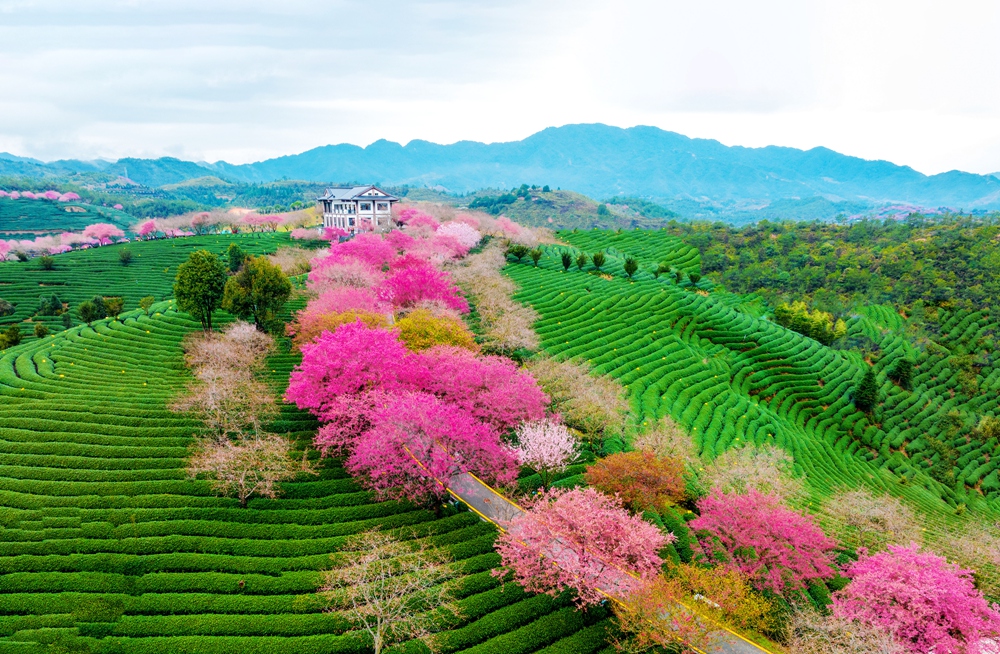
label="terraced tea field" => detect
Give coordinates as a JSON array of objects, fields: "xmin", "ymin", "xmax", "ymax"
[
  {"xmin": 0, "ymin": 234, "xmax": 289, "ymax": 344},
  {"xmin": 0, "ymin": 239, "xmax": 614, "ymax": 653},
  {"xmin": 0, "ymin": 199, "xmax": 133, "ymax": 234},
  {"xmin": 507, "ymin": 230, "xmax": 1000, "ymax": 579}
]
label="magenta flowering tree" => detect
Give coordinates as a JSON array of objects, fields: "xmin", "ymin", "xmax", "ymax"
[
  {"xmin": 58, "ymin": 192, "xmax": 80, "ymax": 202},
  {"xmin": 82, "ymin": 223, "xmax": 125, "ymax": 245},
  {"xmin": 689, "ymin": 490, "xmax": 838, "ymax": 596},
  {"xmin": 327, "ymin": 233, "xmax": 399, "ymax": 269},
  {"xmin": 285, "ymin": 322, "xmax": 421, "ymax": 415},
  {"xmin": 834, "ymin": 544, "xmax": 1000, "ymax": 653},
  {"xmin": 378, "ymin": 260, "xmax": 469, "ymax": 312},
  {"xmin": 403, "ymin": 212, "xmax": 440, "ymax": 231},
  {"xmin": 494, "ymin": 487, "xmax": 666, "ymax": 606},
  {"xmin": 346, "ymin": 392, "xmax": 518, "ymax": 503},
  {"xmin": 322, "ymin": 226, "xmax": 348, "ymax": 241},
  {"xmin": 417, "ymin": 346, "xmax": 548, "ymax": 431}
]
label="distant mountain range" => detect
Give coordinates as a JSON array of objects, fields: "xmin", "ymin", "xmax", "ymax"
[{"xmin": 3, "ymin": 124, "xmax": 1000, "ymax": 221}]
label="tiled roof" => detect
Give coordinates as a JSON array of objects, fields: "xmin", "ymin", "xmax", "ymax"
[{"xmin": 316, "ymin": 185, "xmax": 399, "ymax": 202}]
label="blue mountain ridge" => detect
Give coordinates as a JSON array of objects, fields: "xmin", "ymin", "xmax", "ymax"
[{"xmin": 4, "ymin": 124, "xmax": 1000, "ymax": 215}]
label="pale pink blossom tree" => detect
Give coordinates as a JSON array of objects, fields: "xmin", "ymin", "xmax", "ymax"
[
  {"xmin": 437, "ymin": 221, "xmax": 482, "ymax": 249},
  {"xmin": 833, "ymin": 544, "xmax": 1000, "ymax": 654},
  {"xmin": 494, "ymin": 487, "xmax": 666, "ymax": 606},
  {"xmin": 513, "ymin": 420, "xmax": 580, "ymax": 490},
  {"xmin": 689, "ymin": 490, "xmax": 838, "ymax": 596},
  {"xmin": 9, "ymin": 191, "xmax": 21, "ymax": 200},
  {"xmin": 21, "ymin": 191, "xmax": 36, "ymax": 199},
  {"xmin": 113, "ymin": 203, "xmax": 124, "ymax": 210},
  {"xmin": 82, "ymin": 223, "xmax": 125, "ymax": 245},
  {"xmin": 58, "ymin": 192, "xmax": 80, "ymax": 202},
  {"xmin": 43, "ymin": 190, "xmax": 61, "ymax": 200},
  {"xmin": 0, "ymin": 240, "xmax": 10, "ymax": 261},
  {"xmin": 346, "ymin": 392, "xmax": 518, "ymax": 504}
]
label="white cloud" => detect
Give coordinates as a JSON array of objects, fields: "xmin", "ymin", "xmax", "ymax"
[{"xmin": 0, "ymin": 0, "xmax": 997, "ymax": 174}]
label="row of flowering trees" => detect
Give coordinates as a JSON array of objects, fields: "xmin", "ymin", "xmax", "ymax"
[{"xmin": 0, "ymin": 189, "xmax": 82, "ymax": 202}]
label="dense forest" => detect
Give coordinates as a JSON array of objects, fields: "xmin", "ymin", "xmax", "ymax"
[{"xmin": 662, "ymin": 214, "xmax": 1000, "ymax": 317}]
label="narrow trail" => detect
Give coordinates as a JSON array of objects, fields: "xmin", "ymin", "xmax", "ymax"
[{"xmin": 442, "ymin": 471, "xmax": 775, "ymax": 654}]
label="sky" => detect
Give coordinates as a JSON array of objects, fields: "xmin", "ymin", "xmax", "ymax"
[{"xmin": 0, "ymin": 0, "xmax": 998, "ymax": 175}]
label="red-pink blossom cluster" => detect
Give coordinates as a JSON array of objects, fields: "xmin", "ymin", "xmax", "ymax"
[
  {"xmin": 0, "ymin": 189, "xmax": 81, "ymax": 202},
  {"xmin": 834, "ymin": 544, "xmax": 1000, "ymax": 653},
  {"xmin": 285, "ymin": 320, "xmax": 548, "ymax": 502},
  {"xmin": 689, "ymin": 490, "xmax": 838, "ymax": 596},
  {"xmin": 494, "ymin": 487, "xmax": 666, "ymax": 606},
  {"xmin": 135, "ymin": 220, "xmax": 158, "ymax": 238}
]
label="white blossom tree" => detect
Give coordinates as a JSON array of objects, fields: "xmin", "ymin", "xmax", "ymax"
[{"xmin": 513, "ymin": 420, "xmax": 580, "ymax": 490}]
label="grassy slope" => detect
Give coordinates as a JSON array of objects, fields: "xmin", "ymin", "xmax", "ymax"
[
  {"xmin": 0, "ymin": 199, "xmax": 134, "ymax": 233},
  {"xmin": 0, "ymin": 236, "xmax": 613, "ymax": 654},
  {"xmin": 505, "ymin": 230, "xmax": 1000, "ymax": 595},
  {"xmin": 0, "ymin": 234, "xmax": 289, "ymax": 346}
]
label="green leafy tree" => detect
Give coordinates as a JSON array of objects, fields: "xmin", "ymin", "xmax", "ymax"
[
  {"xmin": 888, "ymin": 358, "xmax": 914, "ymax": 390},
  {"xmin": 174, "ymin": 250, "xmax": 228, "ymax": 331},
  {"xmin": 689, "ymin": 272, "xmax": 701, "ymax": 284},
  {"xmin": 623, "ymin": 257, "xmax": 639, "ymax": 279},
  {"xmin": 529, "ymin": 249, "xmax": 543, "ymax": 267},
  {"xmin": 38, "ymin": 255, "xmax": 55, "ymax": 270},
  {"xmin": 561, "ymin": 252, "xmax": 572, "ymax": 271},
  {"xmin": 575, "ymin": 253, "xmax": 588, "ymax": 270},
  {"xmin": 597, "ymin": 203, "xmax": 611, "ymax": 217},
  {"xmin": 507, "ymin": 244, "xmax": 529, "ymax": 262},
  {"xmin": 0, "ymin": 324, "xmax": 22, "ymax": 349},
  {"xmin": 78, "ymin": 300, "xmax": 100, "ymax": 325},
  {"xmin": 592, "ymin": 252, "xmax": 606, "ymax": 271},
  {"xmin": 104, "ymin": 297, "xmax": 125, "ymax": 320},
  {"xmin": 90, "ymin": 296, "xmax": 108, "ymax": 319},
  {"xmin": 854, "ymin": 367, "xmax": 879, "ymax": 412},
  {"xmin": 33, "ymin": 323, "xmax": 49, "ymax": 338},
  {"xmin": 139, "ymin": 296, "xmax": 155, "ymax": 315},
  {"xmin": 118, "ymin": 248, "xmax": 133, "ymax": 266},
  {"xmin": 221, "ymin": 255, "xmax": 292, "ymax": 332},
  {"xmin": 61, "ymin": 312, "xmax": 72, "ymax": 328},
  {"xmin": 227, "ymin": 242, "xmax": 247, "ymax": 272}
]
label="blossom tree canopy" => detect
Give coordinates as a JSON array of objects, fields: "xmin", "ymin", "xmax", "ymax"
[
  {"xmin": 0, "ymin": 240, "xmax": 10, "ymax": 260},
  {"xmin": 346, "ymin": 392, "xmax": 518, "ymax": 503},
  {"xmin": 327, "ymin": 233, "xmax": 399, "ymax": 269},
  {"xmin": 495, "ymin": 487, "xmax": 666, "ymax": 606},
  {"xmin": 378, "ymin": 260, "xmax": 469, "ymax": 312},
  {"xmin": 417, "ymin": 345, "xmax": 548, "ymax": 431},
  {"xmin": 284, "ymin": 321, "xmax": 421, "ymax": 414},
  {"xmin": 513, "ymin": 420, "xmax": 579, "ymax": 489},
  {"xmin": 43, "ymin": 190, "xmax": 61, "ymax": 200},
  {"xmin": 833, "ymin": 544, "xmax": 1000, "ymax": 653},
  {"xmin": 136, "ymin": 220, "xmax": 158, "ymax": 238},
  {"xmin": 437, "ymin": 221, "xmax": 482, "ymax": 249},
  {"xmin": 82, "ymin": 223, "xmax": 125, "ymax": 245},
  {"xmin": 689, "ymin": 490, "xmax": 838, "ymax": 596},
  {"xmin": 58, "ymin": 192, "xmax": 81, "ymax": 201}
]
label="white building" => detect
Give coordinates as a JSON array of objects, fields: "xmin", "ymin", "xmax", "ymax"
[{"xmin": 317, "ymin": 185, "xmax": 399, "ymax": 234}]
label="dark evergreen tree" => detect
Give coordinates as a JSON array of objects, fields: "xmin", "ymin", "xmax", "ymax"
[
  {"xmin": 888, "ymin": 357, "xmax": 914, "ymax": 390},
  {"xmin": 560, "ymin": 252, "xmax": 572, "ymax": 271},
  {"xmin": 623, "ymin": 257, "xmax": 639, "ymax": 279},
  {"xmin": 854, "ymin": 366, "xmax": 879, "ymax": 412}
]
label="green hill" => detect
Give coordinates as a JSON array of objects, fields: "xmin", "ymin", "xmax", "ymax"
[
  {"xmin": 463, "ymin": 189, "xmax": 667, "ymax": 230},
  {"xmin": 0, "ymin": 198, "xmax": 134, "ymax": 234},
  {"xmin": 505, "ymin": 229, "xmax": 1000, "ymax": 598}
]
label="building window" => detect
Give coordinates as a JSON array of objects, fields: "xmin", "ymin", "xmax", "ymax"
[
  {"xmin": 376, "ymin": 202, "xmax": 388, "ymax": 211},
  {"xmin": 360, "ymin": 203, "xmax": 372, "ymax": 211},
  {"xmin": 347, "ymin": 204, "xmax": 355, "ymax": 214}
]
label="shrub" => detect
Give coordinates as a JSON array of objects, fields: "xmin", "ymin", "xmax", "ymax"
[
  {"xmin": 529, "ymin": 249, "xmax": 543, "ymax": 266},
  {"xmin": 0, "ymin": 298, "xmax": 13, "ymax": 317},
  {"xmin": 78, "ymin": 300, "xmax": 100, "ymax": 324},
  {"xmin": 560, "ymin": 252, "xmax": 572, "ymax": 271},
  {"xmin": 690, "ymin": 490, "xmax": 838, "ymax": 596},
  {"xmin": 61, "ymin": 312, "xmax": 71, "ymax": 328},
  {"xmin": 118, "ymin": 248, "xmax": 133, "ymax": 266},
  {"xmin": 591, "ymin": 252, "xmax": 605, "ymax": 270},
  {"xmin": 32, "ymin": 322, "xmax": 49, "ymax": 338},
  {"xmin": 104, "ymin": 296, "xmax": 125, "ymax": 319},
  {"xmin": 38, "ymin": 255, "xmax": 55, "ymax": 270},
  {"xmin": 139, "ymin": 296, "xmax": 155, "ymax": 315},
  {"xmin": 688, "ymin": 272, "xmax": 701, "ymax": 284},
  {"xmin": 887, "ymin": 357, "xmax": 914, "ymax": 390},
  {"xmin": 494, "ymin": 487, "xmax": 665, "ymax": 606},
  {"xmin": 584, "ymin": 450, "xmax": 687, "ymax": 511},
  {"xmin": 35, "ymin": 294, "xmax": 64, "ymax": 316},
  {"xmin": 833, "ymin": 544, "xmax": 1000, "ymax": 653},
  {"xmin": 507, "ymin": 244, "xmax": 529, "ymax": 262},
  {"xmin": 575, "ymin": 253, "xmax": 588, "ymax": 270}
]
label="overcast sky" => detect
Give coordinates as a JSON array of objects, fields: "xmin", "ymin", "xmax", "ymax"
[{"xmin": 1, "ymin": 0, "xmax": 998, "ymax": 175}]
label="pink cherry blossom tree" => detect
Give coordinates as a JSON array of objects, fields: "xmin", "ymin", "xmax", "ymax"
[
  {"xmin": 377, "ymin": 259, "xmax": 469, "ymax": 312},
  {"xmin": 82, "ymin": 223, "xmax": 125, "ymax": 245},
  {"xmin": 437, "ymin": 221, "xmax": 482, "ymax": 249},
  {"xmin": 0, "ymin": 240, "xmax": 10, "ymax": 261},
  {"xmin": 58, "ymin": 192, "xmax": 81, "ymax": 202},
  {"xmin": 284, "ymin": 321, "xmax": 421, "ymax": 415},
  {"xmin": 136, "ymin": 220, "xmax": 158, "ymax": 239},
  {"xmin": 346, "ymin": 392, "xmax": 518, "ymax": 504},
  {"xmin": 417, "ymin": 346, "xmax": 548, "ymax": 431},
  {"xmin": 43, "ymin": 190, "xmax": 61, "ymax": 200},
  {"xmin": 494, "ymin": 487, "xmax": 666, "ymax": 606},
  {"xmin": 689, "ymin": 490, "xmax": 838, "ymax": 596},
  {"xmin": 833, "ymin": 544, "xmax": 1000, "ymax": 653},
  {"xmin": 326, "ymin": 233, "xmax": 399, "ymax": 269},
  {"xmin": 9, "ymin": 192, "xmax": 21, "ymax": 200},
  {"xmin": 21, "ymin": 191, "xmax": 37, "ymax": 199},
  {"xmin": 513, "ymin": 420, "xmax": 579, "ymax": 489}
]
